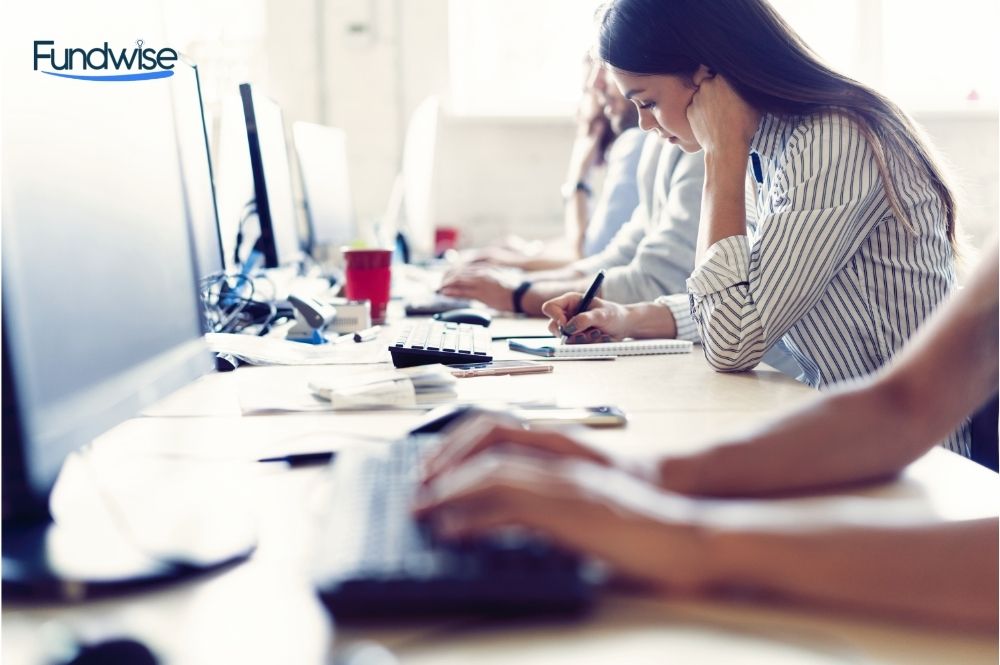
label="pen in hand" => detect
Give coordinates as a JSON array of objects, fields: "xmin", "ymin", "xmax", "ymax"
[{"xmin": 560, "ymin": 270, "xmax": 605, "ymax": 343}]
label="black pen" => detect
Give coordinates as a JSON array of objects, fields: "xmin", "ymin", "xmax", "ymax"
[
  {"xmin": 257, "ymin": 451, "xmax": 337, "ymax": 467},
  {"xmin": 561, "ymin": 270, "xmax": 605, "ymax": 342},
  {"xmin": 490, "ymin": 334, "xmax": 558, "ymax": 341}
]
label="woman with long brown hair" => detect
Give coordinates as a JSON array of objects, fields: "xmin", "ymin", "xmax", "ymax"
[{"xmin": 541, "ymin": 0, "xmax": 966, "ymax": 454}]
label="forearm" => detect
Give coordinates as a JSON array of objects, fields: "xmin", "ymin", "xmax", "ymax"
[
  {"xmin": 563, "ymin": 130, "xmax": 600, "ymax": 259},
  {"xmin": 702, "ymin": 518, "xmax": 999, "ymax": 629},
  {"xmin": 563, "ymin": 191, "xmax": 590, "ymax": 259},
  {"xmin": 520, "ymin": 277, "xmax": 593, "ymax": 316},
  {"xmin": 698, "ymin": 150, "xmax": 747, "ymax": 262},
  {"xmin": 665, "ymin": 241, "xmax": 1000, "ymax": 497},
  {"xmin": 514, "ymin": 237, "xmax": 579, "ymax": 271},
  {"xmin": 515, "ymin": 254, "xmax": 576, "ymax": 271},
  {"xmin": 528, "ymin": 265, "xmax": 587, "ymax": 284},
  {"xmin": 660, "ymin": 387, "xmax": 928, "ymax": 497},
  {"xmin": 875, "ymin": 241, "xmax": 999, "ymax": 443},
  {"xmin": 622, "ymin": 301, "xmax": 677, "ymax": 339}
]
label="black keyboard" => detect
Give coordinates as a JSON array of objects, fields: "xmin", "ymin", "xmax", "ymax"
[
  {"xmin": 389, "ymin": 320, "xmax": 493, "ymax": 368},
  {"xmin": 313, "ymin": 437, "xmax": 598, "ymax": 620}
]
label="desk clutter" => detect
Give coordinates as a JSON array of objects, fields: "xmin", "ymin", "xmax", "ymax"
[{"xmin": 308, "ymin": 365, "xmax": 458, "ymax": 409}]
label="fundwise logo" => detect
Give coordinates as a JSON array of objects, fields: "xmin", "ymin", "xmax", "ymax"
[{"xmin": 33, "ymin": 39, "xmax": 178, "ymax": 81}]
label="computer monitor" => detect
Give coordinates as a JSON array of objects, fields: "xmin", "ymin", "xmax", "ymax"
[
  {"xmin": 292, "ymin": 121, "xmax": 357, "ymax": 256},
  {"xmin": 230, "ymin": 83, "xmax": 302, "ymax": 270},
  {"xmin": 172, "ymin": 57, "xmax": 225, "ymax": 279},
  {"xmin": 1, "ymin": 27, "xmax": 249, "ymax": 596},
  {"xmin": 399, "ymin": 96, "xmax": 441, "ymax": 262},
  {"xmin": 215, "ymin": 85, "xmax": 302, "ymax": 272},
  {"xmin": 216, "ymin": 92, "xmax": 256, "ymax": 270}
]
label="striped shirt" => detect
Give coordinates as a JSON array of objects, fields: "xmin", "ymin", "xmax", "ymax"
[{"xmin": 656, "ymin": 111, "xmax": 970, "ymax": 456}]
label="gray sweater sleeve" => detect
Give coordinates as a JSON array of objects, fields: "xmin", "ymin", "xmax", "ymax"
[
  {"xmin": 598, "ymin": 148, "xmax": 705, "ymax": 304},
  {"xmin": 574, "ymin": 133, "xmax": 662, "ymax": 278},
  {"xmin": 573, "ymin": 200, "xmax": 649, "ymax": 276}
]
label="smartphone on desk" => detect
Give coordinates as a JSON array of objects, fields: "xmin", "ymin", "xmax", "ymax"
[
  {"xmin": 449, "ymin": 360, "xmax": 554, "ymax": 378},
  {"xmin": 515, "ymin": 405, "xmax": 627, "ymax": 428}
]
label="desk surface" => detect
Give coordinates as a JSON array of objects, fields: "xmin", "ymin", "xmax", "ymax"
[{"xmin": 4, "ymin": 315, "xmax": 997, "ymax": 664}]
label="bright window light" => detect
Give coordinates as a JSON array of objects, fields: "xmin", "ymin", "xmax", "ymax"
[
  {"xmin": 768, "ymin": 0, "xmax": 864, "ymax": 82},
  {"xmin": 448, "ymin": 0, "xmax": 605, "ymax": 116},
  {"xmin": 881, "ymin": 0, "xmax": 999, "ymax": 109},
  {"xmin": 448, "ymin": 0, "xmax": 998, "ymax": 116}
]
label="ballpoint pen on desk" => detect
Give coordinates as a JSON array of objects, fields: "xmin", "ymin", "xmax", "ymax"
[
  {"xmin": 257, "ymin": 451, "xmax": 337, "ymax": 467},
  {"xmin": 560, "ymin": 270, "xmax": 605, "ymax": 343},
  {"xmin": 353, "ymin": 325, "xmax": 382, "ymax": 342}
]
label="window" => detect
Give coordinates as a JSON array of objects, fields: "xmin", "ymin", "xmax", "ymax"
[
  {"xmin": 447, "ymin": 0, "xmax": 604, "ymax": 116},
  {"xmin": 163, "ymin": 0, "xmax": 268, "ymax": 117},
  {"xmin": 880, "ymin": 0, "xmax": 998, "ymax": 109},
  {"xmin": 770, "ymin": 0, "xmax": 997, "ymax": 110},
  {"xmin": 448, "ymin": 0, "xmax": 998, "ymax": 116}
]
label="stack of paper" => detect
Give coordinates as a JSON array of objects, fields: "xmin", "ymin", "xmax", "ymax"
[
  {"xmin": 205, "ymin": 332, "xmax": 390, "ymax": 365},
  {"xmin": 307, "ymin": 364, "xmax": 457, "ymax": 410}
]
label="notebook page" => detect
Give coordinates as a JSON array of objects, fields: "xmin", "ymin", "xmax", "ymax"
[{"xmin": 508, "ymin": 338, "xmax": 692, "ymax": 358}]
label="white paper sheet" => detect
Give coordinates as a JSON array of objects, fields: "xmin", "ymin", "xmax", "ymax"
[
  {"xmin": 235, "ymin": 365, "xmax": 457, "ymax": 414},
  {"xmin": 206, "ymin": 332, "xmax": 391, "ymax": 365}
]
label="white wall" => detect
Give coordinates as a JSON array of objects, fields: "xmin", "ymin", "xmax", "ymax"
[
  {"xmin": 434, "ymin": 116, "xmax": 575, "ymax": 247},
  {"xmin": 261, "ymin": 0, "xmax": 998, "ymax": 252}
]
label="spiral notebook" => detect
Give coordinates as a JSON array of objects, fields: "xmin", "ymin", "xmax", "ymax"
[{"xmin": 508, "ymin": 338, "xmax": 693, "ymax": 358}]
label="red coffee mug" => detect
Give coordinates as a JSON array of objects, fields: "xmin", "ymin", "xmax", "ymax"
[
  {"xmin": 434, "ymin": 226, "xmax": 460, "ymax": 256},
  {"xmin": 342, "ymin": 248, "xmax": 392, "ymax": 324}
]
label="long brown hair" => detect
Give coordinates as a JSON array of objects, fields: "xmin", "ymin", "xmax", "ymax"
[{"xmin": 597, "ymin": 0, "xmax": 957, "ymax": 245}]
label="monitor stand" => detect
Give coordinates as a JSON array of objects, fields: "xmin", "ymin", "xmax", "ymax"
[
  {"xmin": 2, "ymin": 451, "xmax": 257, "ymax": 603},
  {"xmin": 3, "ymin": 516, "xmax": 254, "ymax": 602}
]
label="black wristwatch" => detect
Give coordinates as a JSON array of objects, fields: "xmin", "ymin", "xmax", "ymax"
[{"xmin": 512, "ymin": 280, "xmax": 533, "ymax": 314}]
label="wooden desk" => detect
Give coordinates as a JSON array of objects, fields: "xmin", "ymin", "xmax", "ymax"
[{"xmin": 4, "ymin": 319, "xmax": 997, "ymax": 664}]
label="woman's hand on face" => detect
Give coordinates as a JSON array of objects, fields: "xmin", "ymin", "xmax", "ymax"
[
  {"xmin": 686, "ymin": 73, "xmax": 760, "ymax": 156},
  {"xmin": 541, "ymin": 293, "xmax": 631, "ymax": 344},
  {"xmin": 412, "ymin": 450, "xmax": 714, "ymax": 593}
]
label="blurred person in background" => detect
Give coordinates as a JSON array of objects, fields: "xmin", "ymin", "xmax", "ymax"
[{"xmin": 459, "ymin": 56, "xmax": 644, "ymax": 270}]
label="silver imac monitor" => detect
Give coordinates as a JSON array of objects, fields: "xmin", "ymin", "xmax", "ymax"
[
  {"xmin": 399, "ymin": 96, "xmax": 441, "ymax": 262},
  {"xmin": 293, "ymin": 121, "xmax": 357, "ymax": 256},
  {"xmin": 172, "ymin": 57, "xmax": 225, "ymax": 279},
  {"xmin": 1, "ymin": 7, "xmax": 250, "ymax": 597},
  {"xmin": 215, "ymin": 84, "xmax": 302, "ymax": 271}
]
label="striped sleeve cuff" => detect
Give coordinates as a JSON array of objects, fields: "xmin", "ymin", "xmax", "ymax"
[
  {"xmin": 686, "ymin": 235, "xmax": 750, "ymax": 296},
  {"xmin": 654, "ymin": 293, "xmax": 701, "ymax": 342}
]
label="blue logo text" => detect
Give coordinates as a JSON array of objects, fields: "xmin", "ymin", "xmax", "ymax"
[{"xmin": 34, "ymin": 39, "xmax": 177, "ymax": 81}]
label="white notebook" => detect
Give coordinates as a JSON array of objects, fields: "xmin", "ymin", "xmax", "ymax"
[{"xmin": 508, "ymin": 338, "xmax": 693, "ymax": 358}]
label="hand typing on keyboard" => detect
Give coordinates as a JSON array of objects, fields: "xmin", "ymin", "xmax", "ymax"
[
  {"xmin": 312, "ymin": 435, "xmax": 594, "ymax": 618},
  {"xmin": 412, "ymin": 412, "xmax": 716, "ymax": 594}
]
